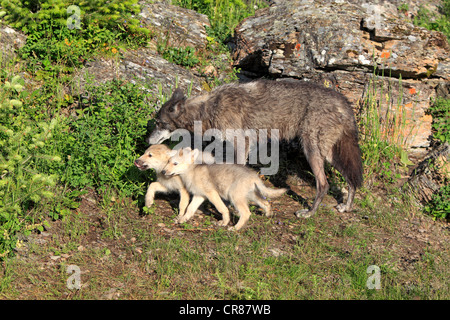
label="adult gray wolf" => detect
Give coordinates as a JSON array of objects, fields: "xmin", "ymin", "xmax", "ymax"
[
  {"xmin": 148, "ymin": 79, "xmax": 363, "ymax": 218},
  {"xmin": 162, "ymin": 147, "xmax": 287, "ymax": 231}
]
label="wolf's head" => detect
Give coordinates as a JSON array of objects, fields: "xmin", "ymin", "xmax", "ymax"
[
  {"xmin": 134, "ymin": 144, "xmax": 173, "ymax": 173},
  {"xmin": 161, "ymin": 147, "xmax": 199, "ymax": 176},
  {"xmin": 147, "ymin": 88, "xmax": 186, "ymax": 145}
]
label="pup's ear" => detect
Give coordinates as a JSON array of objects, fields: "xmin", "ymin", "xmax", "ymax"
[
  {"xmin": 168, "ymin": 149, "xmax": 178, "ymax": 157},
  {"xmin": 191, "ymin": 149, "xmax": 200, "ymax": 161}
]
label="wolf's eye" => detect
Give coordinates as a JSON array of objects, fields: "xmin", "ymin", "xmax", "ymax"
[{"xmin": 173, "ymin": 162, "xmax": 178, "ymax": 166}]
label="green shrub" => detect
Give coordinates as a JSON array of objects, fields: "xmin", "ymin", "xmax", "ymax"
[
  {"xmin": 172, "ymin": 0, "xmax": 267, "ymax": 43},
  {"xmin": 158, "ymin": 45, "xmax": 200, "ymax": 68},
  {"xmin": 413, "ymin": 1, "xmax": 450, "ymax": 40},
  {"xmin": 0, "ymin": 0, "xmax": 144, "ymax": 35},
  {"xmin": 0, "ymin": 75, "xmax": 62, "ymax": 258},
  {"xmin": 425, "ymin": 184, "xmax": 450, "ymax": 220},
  {"xmin": 2, "ymin": 0, "xmax": 152, "ymax": 78},
  {"xmin": 56, "ymin": 79, "xmax": 155, "ymax": 197},
  {"xmin": 428, "ymin": 97, "xmax": 450, "ymax": 143}
]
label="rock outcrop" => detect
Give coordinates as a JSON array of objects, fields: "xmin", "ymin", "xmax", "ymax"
[
  {"xmin": 0, "ymin": 25, "xmax": 27, "ymax": 62},
  {"xmin": 231, "ymin": 0, "xmax": 450, "ymax": 161},
  {"xmin": 70, "ymin": 0, "xmax": 211, "ymax": 102},
  {"xmin": 1, "ymin": 0, "xmax": 448, "ymax": 163}
]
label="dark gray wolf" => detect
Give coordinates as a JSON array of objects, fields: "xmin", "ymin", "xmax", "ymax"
[
  {"xmin": 162, "ymin": 147, "xmax": 287, "ymax": 230},
  {"xmin": 148, "ymin": 79, "xmax": 363, "ymax": 218}
]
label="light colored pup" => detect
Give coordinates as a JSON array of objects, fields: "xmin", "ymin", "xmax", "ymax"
[
  {"xmin": 134, "ymin": 144, "xmax": 190, "ymax": 221},
  {"xmin": 162, "ymin": 147, "xmax": 287, "ymax": 231}
]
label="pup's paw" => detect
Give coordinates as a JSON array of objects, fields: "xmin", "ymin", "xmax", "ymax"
[
  {"xmin": 145, "ymin": 199, "xmax": 154, "ymax": 208},
  {"xmin": 295, "ymin": 209, "xmax": 314, "ymax": 218},
  {"xmin": 336, "ymin": 203, "xmax": 350, "ymax": 213},
  {"xmin": 217, "ymin": 219, "xmax": 230, "ymax": 227}
]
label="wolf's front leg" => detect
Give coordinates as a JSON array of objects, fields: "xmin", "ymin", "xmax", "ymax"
[
  {"xmin": 176, "ymin": 195, "xmax": 205, "ymax": 224},
  {"xmin": 145, "ymin": 182, "xmax": 168, "ymax": 207}
]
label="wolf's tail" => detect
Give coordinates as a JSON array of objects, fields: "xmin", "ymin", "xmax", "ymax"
[
  {"xmin": 331, "ymin": 125, "xmax": 363, "ymax": 189},
  {"xmin": 254, "ymin": 181, "xmax": 287, "ymax": 199}
]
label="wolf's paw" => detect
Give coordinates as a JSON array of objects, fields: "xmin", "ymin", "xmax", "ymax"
[
  {"xmin": 217, "ymin": 219, "xmax": 230, "ymax": 227},
  {"xmin": 173, "ymin": 216, "xmax": 182, "ymax": 224},
  {"xmin": 145, "ymin": 199, "xmax": 154, "ymax": 208},
  {"xmin": 295, "ymin": 209, "xmax": 314, "ymax": 219}
]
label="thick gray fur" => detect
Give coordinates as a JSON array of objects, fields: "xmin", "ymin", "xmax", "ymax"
[{"xmin": 148, "ymin": 79, "xmax": 363, "ymax": 218}]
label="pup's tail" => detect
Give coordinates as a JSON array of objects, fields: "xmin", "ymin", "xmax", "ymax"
[
  {"xmin": 254, "ymin": 181, "xmax": 287, "ymax": 199},
  {"xmin": 331, "ymin": 125, "xmax": 363, "ymax": 189}
]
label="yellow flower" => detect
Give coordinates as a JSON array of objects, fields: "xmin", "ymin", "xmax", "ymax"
[{"xmin": 111, "ymin": 48, "xmax": 118, "ymax": 54}]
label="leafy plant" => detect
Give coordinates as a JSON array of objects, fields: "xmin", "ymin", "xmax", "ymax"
[
  {"xmin": 413, "ymin": 1, "xmax": 450, "ymax": 41},
  {"xmin": 0, "ymin": 75, "xmax": 62, "ymax": 258},
  {"xmin": 2, "ymin": 0, "xmax": 152, "ymax": 79},
  {"xmin": 428, "ymin": 97, "xmax": 450, "ymax": 143},
  {"xmin": 358, "ymin": 65, "xmax": 413, "ymax": 186},
  {"xmin": 0, "ymin": 0, "xmax": 146, "ymax": 35},
  {"xmin": 159, "ymin": 45, "xmax": 200, "ymax": 68},
  {"xmin": 424, "ymin": 184, "xmax": 450, "ymax": 219},
  {"xmin": 55, "ymin": 79, "xmax": 155, "ymax": 197},
  {"xmin": 172, "ymin": 0, "xmax": 267, "ymax": 43}
]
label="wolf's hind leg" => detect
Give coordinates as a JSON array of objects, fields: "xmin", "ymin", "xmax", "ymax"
[
  {"xmin": 295, "ymin": 153, "xmax": 329, "ymax": 218},
  {"xmin": 229, "ymin": 198, "xmax": 252, "ymax": 231},
  {"xmin": 336, "ymin": 183, "xmax": 356, "ymax": 213}
]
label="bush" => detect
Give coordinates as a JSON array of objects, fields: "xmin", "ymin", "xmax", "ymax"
[
  {"xmin": 413, "ymin": 1, "xmax": 450, "ymax": 41},
  {"xmin": 56, "ymin": 79, "xmax": 155, "ymax": 197},
  {"xmin": 428, "ymin": 97, "xmax": 450, "ymax": 143},
  {"xmin": 0, "ymin": 75, "xmax": 62, "ymax": 258},
  {"xmin": 2, "ymin": 0, "xmax": 152, "ymax": 78},
  {"xmin": 425, "ymin": 184, "xmax": 450, "ymax": 220},
  {"xmin": 172, "ymin": 0, "xmax": 267, "ymax": 43}
]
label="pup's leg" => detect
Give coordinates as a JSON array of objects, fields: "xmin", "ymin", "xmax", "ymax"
[
  {"xmin": 177, "ymin": 195, "xmax": 205, "ymax": 224},
  {"xmin": 145, "ymin": 182, "xmax": 168, "ymax": 207},
  {"xmin": 248, "ymin": 191, "xmax": 272, "ymax": 217},
  {"xmin": 177, "ymin": 188, "xmax": 190, "ymax": 220},
  {"xmin": 205, "ymin": 191, "xmax": 231, "ymax": 227},
  {"xmin": 229, "ymin": 198, "xmax": 252, "ymax": 231}
]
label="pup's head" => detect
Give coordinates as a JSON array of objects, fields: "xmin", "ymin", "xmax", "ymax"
[
  {"xmin": 162, "ymin": 147, "xmax": 199, "ymax": 176},
  {"xmin": 134, "ymin": 144, "xmax": 173, "ymax": 173},
  {"xmin": 147, "ymin": 88, "xmax": 186, "ymax": 145}
]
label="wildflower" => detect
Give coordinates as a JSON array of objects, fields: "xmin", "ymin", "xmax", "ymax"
[
  {"xmin": 295, "ymin": 43, "xmax": 301, "ymax": 51},
  {"xmin": 380, "ymin": 51, "xmax": 390, "ymax": 59},
  {"xmin": 64, "ymin": 38, "xmax": 71, "ymax": 46},
  {"xmin": 111, "ymin": 48, "xmax": 118, "ymax": 54},
  {"xmin": 409, "ymin": 87, "xmax": 416, "ymax": 95}
]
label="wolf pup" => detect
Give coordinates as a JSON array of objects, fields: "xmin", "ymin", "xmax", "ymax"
[
  {"xmin": 148, "ymin": 79, "xmax": 363, "ymax": 218},
  {"xmin": 162, "ymin": 147, "xmax": 287, "ymax": 231},
  {"xmin": 134, "ymin": 144, "xmax": 191, "ymax": 222}
]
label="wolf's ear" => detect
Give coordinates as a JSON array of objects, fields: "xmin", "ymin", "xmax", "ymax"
[
  {"xmin": 172, "ymin": 88, "xmax": 185, "ymax": 101},
  {"xmin": 168, "ymin": 149, "xmax": 178, "ymax": 157},
  {"xmin": 168, "ymin": 100, "xmax": 184, "ymax": 114},
  {"xmin": 191, "ymin": 148, "xmax": 200, "ymax": 161}
]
